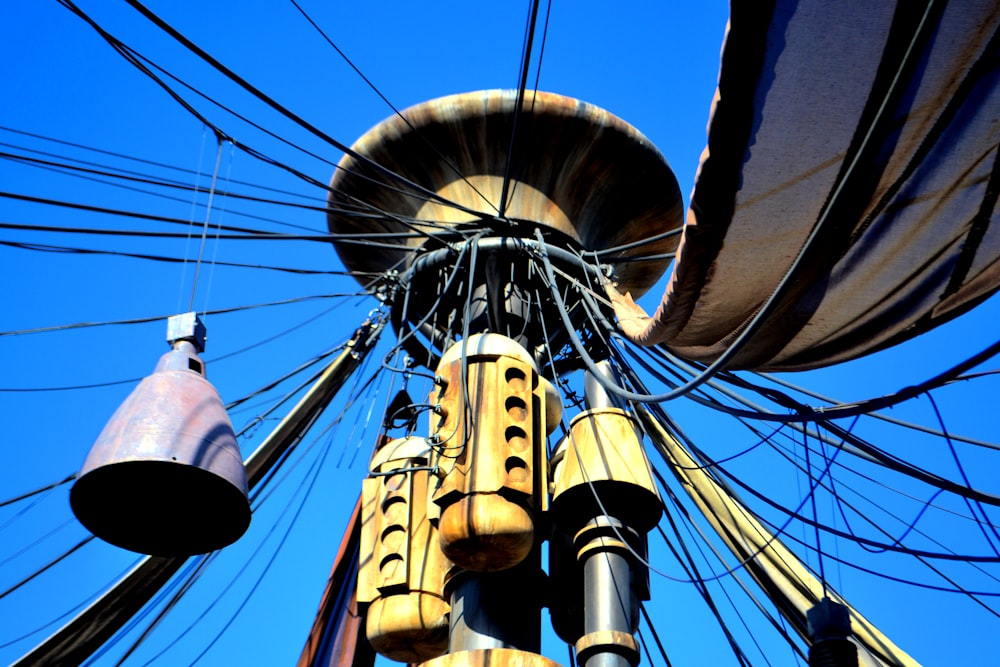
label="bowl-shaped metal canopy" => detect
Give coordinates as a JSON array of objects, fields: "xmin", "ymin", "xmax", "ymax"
[{"xmin": 327, "ymin": 89, "xmax": 683, "ymax": 298}]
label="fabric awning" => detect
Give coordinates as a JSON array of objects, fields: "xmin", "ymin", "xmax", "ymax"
[{"xmin": 613, "ymin": 0, "xmax": 1000, "ymax": 371}]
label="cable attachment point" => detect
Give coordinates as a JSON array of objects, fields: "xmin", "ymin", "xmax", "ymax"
[{"xmin": 807, "ymin": 598, "xmax": 858, "ymax": 667}]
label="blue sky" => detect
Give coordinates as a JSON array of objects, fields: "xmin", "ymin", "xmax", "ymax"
[{"xmin": 2, "ymin": 1, "xmax": 999, "ymax": 665}]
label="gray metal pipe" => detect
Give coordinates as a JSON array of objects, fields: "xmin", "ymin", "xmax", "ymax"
[
  {"xmin": 582, "ymin": 550, "xmax": 635, "ymax": 667},
  {"xmin": 584, "ymin": 361, "xmax": 627, "ymax": 411},
  {"xmin": 575, "ymin": 518, "xmax": 642, "ymax": 667},
  {"xmin": 447, "ymin": 562, "xmax": 542, "ymax": 654}
]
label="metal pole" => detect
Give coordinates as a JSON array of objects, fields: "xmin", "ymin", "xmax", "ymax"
[
  {"xmin": 575, "ymin": 518, "xmax": 641, "ymax": 667},
  {"xmin": 447, "ymin": 557, "xmax": 543, "ymax": 654}
]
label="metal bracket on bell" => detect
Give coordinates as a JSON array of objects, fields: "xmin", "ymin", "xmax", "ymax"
[
  {"xmin": 69, "ymin": 313, "xmax": 250, "ymax": 556},
  {"xmin": 167, "ymin": 311, "xmax": 207, "ymax": 352}
]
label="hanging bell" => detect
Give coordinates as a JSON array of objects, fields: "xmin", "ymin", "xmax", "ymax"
[{"xmin": 70, "ymin": 313, "xmax": 250, "ymax": 556}]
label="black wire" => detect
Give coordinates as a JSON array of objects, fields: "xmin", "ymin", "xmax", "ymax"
[
  {"xmin": 78, "ymin": 556, "xmax": 209, "ymax": 665},
  {"xmin": 801, "ymin": 424, "xmax": 827, "ymax": 595},
  {"xmin": 0, "ymin": 293, "xmax": 359, "ymax": 338},
  {"xmin": 777, "ymin": 528, "xmax": 1000, "ymax": 602},
  {"xmin": 926, "ymin": 392, "xmax": 1000, "ymax": 556},
  {"xmin": 533, "ymin": 231, "xmax": 740, "ymax": 403},
  {"xmin": 591, "ymin": 277, "xmax": 1000, "ymax": 431},
  {"xmin": 0, "ymin": 474, "xmax": 75, "ymax": 508},
  {"xmin": 762, "ymin": 417, "xmax": 1000, "ymax": 588},
  {"xmin": 0, "ymin": 558, "xmax": 145, "ymax": 650},
  {"xmin": 633, "ymin": 366, "xmax": 1000, "ymax": 568},
  {"xmin": 135, "ymin": 413, "xmax": 341, "ymax": 666},
  {"xmin": 54, "ymin": 0, "xmax": 479, "ymax": 243},
  {"xmin": 566, "ymin": 363, "xmax": 771, "ymax": 663},
  {"xmin": 1, "ymin": 190, "xmax": 282, "ymax": 237},
  {"xmin": 0, "ymin": 377, "xmax": 143, "ymax": 393},
  {"xmin": 744, "ymin": 478, "xmax": 1000, "ymax": 603},
  {"xmin": 288, "ymin": 0, "xmax": 497, "ymax": 215},
  {"xmin": 635, "ymin": 626, "xmax": 658, "ymax": 667},
  {"xmin": 0, "ymin": 536, "xmax": 94, "ymax": 601},
  {"xmin": 0, "ymin": 216, "xmax": 432, "ymax": 245},
  {"xmin": 0, "ymin": 518, "xmax": 74, "ymax": 567},
  {"xmin": 109, "ymin": 0, "xmax": 488, "ymax": 221},
  {"xmin": 655, "ymin": 504, "xmax": 767, "ymax": 663},
  {"xmin": 385, "ymin": 236, "xmax": 480, "ymax": 364},
  {"xmin": 109, "ymin": 555, "xmax": 215, "ymax": 666},
  {"xmin": 609, "ymin": 336, "xmax": 1000, "ymax": 511},
  {"xmin": 245, "ymin": 337, "xmax": 386, "ymax": 505},
  {"xmin": 4, "ymin": 141, "xmax": 449, "ymax": 241},
  {"xmin": 594, "ymin": 227, "xmax": 683, "ymax": 256},
  {"xmin": 0, "ymin": 300, "xmax": 365, "ymax": 395},
  {"xmin": 645, "ymin": 409, "xmax": 846, "ymax": 585},
  {"xmin": 638, "ymin": 603, "xmax": 675, "ymax": 666},
  {"xmin": 545, "ymin": 314, "xmax": 827, "ymax": 596},
  {"xmin": 530, "ymin": 0, "xmax": 554, "ymax": 96},
  {"xmin": 560, "ymin": 232, "xmax": 1000, "ymax": 430},
  {"xmin": 608, "ymin": 253, "xmax": 677, "ymax": 264},
  {"xmin": 0, "ymin": 240, "xmax": 353, "ymax": 276},
  {"xmin": 225, "ymin": 348, "xmax": 340, "ymax": 411},
  {"xmin": 0, "ymin": 125, "xmax": 329, "ymax": 204},
  {"xmin": 498, "ymin": 0, "xmax": 541, "ymax": 216},
  {"xmin": 7, "ymin": 159, "xmax": 311, "ymax": 235},
  {"xmin": 0, "ymin": 221, "xmax": 434, "ymax": 267},
  {"xmin": 753, "ymin": 370, "xmax": 1000, "ymax": 451},
  {"xmin": 657, "ymin": 487, "xmax": 806, "ymax": 661},
  {"xmin": 617, "ymin": 345, "xmax": 788, "ymax": 469},
  {"xmin": 823, "ymin": 453, "xmax": 953, "ymax": 559},
  {"xmin": 122, "ymin": 55, "xmax": 465, "ymax": 240},
  {"xmin": 1, "ymin": 148, "xmax": 334, "ymax": 232},
  {"xmin": 692, "ymin": 444, "xmax": 1000, "ymax": 563}
]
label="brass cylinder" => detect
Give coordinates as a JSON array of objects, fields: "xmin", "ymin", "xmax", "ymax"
[
  {"xmin": 551, "ymin": 408, "xmax": 661, "ymax": 533},
  {"xmin": 359, "ymin": 437, "xmax": 450, "ymax": 663},
  {"xmin": 430, "ymin": 334, "xmax": 556, "ymax": 572}
]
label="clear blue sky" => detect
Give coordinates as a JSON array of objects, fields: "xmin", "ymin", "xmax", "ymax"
[{"xmin": 2, "ymin": 1, "xmax": 999, "ymax": 665}]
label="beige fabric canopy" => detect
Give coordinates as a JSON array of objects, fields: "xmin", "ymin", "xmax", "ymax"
[{"xmin": 613, "ymin": 0, "xmax": 1000, "ymax": 371}]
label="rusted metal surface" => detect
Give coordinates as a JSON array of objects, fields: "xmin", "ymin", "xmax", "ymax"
[
  {"xmin": 327, "ymin": 90, "xmax": 683, "ymax": 299},
  {"xmin": 70, "ymin": 341, "xmax": 249, "ymax": 556}
]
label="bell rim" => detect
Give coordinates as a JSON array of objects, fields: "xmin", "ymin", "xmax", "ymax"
[{"xmin": 70, "ymin": 459, "xmax": 251, "ymax": 556}]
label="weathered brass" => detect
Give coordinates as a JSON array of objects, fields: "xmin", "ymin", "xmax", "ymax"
[
  {"xmin": 430, "ymin": 335, "xmax": 558, "ymax": 572},
  {"xmin": 551, "ymin": 408, "xmax": 662, "ymax": 532},
  {"xmin": 418, "ymin": 647, "xmax": 563, "ymax": 667},
  {"xmin": 359, "ymin": 437, "xmax": 450, "ymax": 663}
]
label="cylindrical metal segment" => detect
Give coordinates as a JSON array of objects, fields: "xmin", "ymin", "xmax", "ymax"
[
  {"xmin": 576, "ymin": 518, "xmax": 642, "ymax": 667},
  {"xmin": 447, "ymin": 565, "xmax": 542, "ymax": 654}
]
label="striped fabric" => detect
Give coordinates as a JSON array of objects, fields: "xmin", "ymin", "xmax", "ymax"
[{"xmin": 613, "ymin": 0, "xmax": 1000, "ymax": 370}]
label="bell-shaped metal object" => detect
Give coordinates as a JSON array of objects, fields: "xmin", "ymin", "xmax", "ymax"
[{"xmin": 70, "ymin": 315, "xmax": 250, "ymax": 556}]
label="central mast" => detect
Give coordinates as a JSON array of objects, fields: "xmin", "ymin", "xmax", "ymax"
[{"xmin": 327, "ymin": 90, "xmax": 683, "ymax": 666}]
